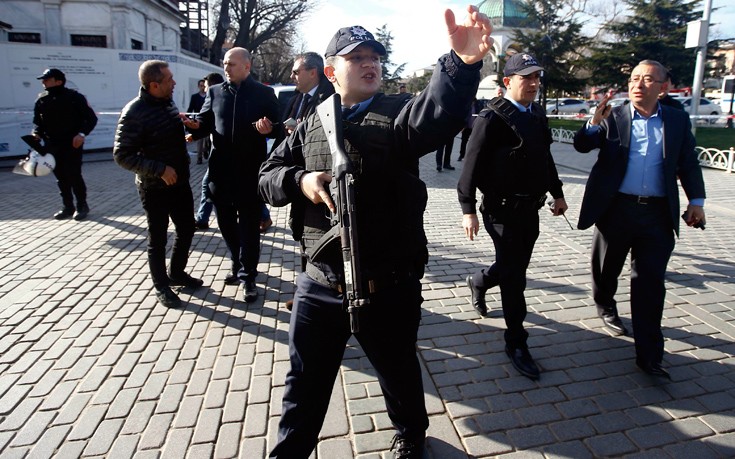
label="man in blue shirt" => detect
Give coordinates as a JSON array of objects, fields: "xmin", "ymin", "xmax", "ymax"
[{"xmin": 574, "ymin": 59, "xmax": 706, "ymax": 379}]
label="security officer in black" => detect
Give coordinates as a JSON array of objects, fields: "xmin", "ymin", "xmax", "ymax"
[
  {"xmin": 260, "ymin": 7, "xmax": 492, "ymax": 458},
  {"xmin": 458, "ymin": 53, "xmax": 568, "ymax": 380},
  {"xmin": 32, "ymin": 68, "xmax": 98, "ymax": 220}
]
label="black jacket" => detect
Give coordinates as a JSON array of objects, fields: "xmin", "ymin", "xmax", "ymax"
[
  {"xmin": 457, "ymin": 98, "xmax": 564, "ymax": 215},
  {"xmin": 193, "ymin": 76, "xmax": 280, "ymax": 197},
  {"xmin": 113, "ymin": 87, "xmax": 190, "ymax": 190},
  {"xmin": 271, "ymin": 76, "xmax": 336, "ymax": 151},
  {"xmin": 33, "ymin": 85, "xmax": 97, "ymax": 148},
  {"xmin": 259, "ymin": 51, "xmax": 481, "ymax": 278},
  {"xmin": 573, "ymin": 103, "xmax": 705, "ymax": 235}
]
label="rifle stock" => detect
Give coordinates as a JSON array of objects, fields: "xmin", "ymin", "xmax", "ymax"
[{"xmin": 316, "ymin": 94, "xmax": 369, "ymax": 332}]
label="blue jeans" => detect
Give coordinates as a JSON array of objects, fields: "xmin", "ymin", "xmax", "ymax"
[{"xmin": 195, "ymin": 169, "xmax": 214, "ymax": 224}]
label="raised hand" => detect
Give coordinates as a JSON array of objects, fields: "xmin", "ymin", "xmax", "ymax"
[{"xmin": 445, "ymin": 5, "xmax": 493, "ymax": 65}]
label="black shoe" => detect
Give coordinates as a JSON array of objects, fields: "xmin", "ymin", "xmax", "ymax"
[
  {"xmin": 224, "ymin": 273, "xmax": 240, "ymax": 285},
  {"xmin": 436, "ymin": 166, "xmax": 442, "ymax": 172},
  {"xmin": 390, "ymin": 434, "xmax": 424, "ymax": 459},
  {"xmin": 637, "ymin": 361, "xmax": 671, "ymax": 380},
  {"xmin": 600, "ymin": 312, "xmax": 628, "ymax": 336},
  {"xmin": 457, "ymin": 157, "xmax": 464, "ymax": 161},
  {"xmin": 73, "ymin": 204, "xmax": 89, "ymax": 221},
  {"xmin": 54, "ymin": 207, "xmax": 75, "ymax": 220},
  {"xmin": 443, "ymin": 165, "xmax": 455, "ymax": 170},
  {"xmin": 194, "ymin": 220, "xmax": 209, "ymax": 230},
  {"xmin": 505, "ymin": 346, "xmax": 540, "ymax": 380},
  {"xmin": 155, "ymin": 286, "xmax": 182, "ymax": 308},
  {"xmin": 244, "ymin": 280, "xmax": 257, "ymax": 302},
  {"xmin": 168, "ymin": 272, "xmax": 204, "ymax": 289},
  {"xmin": 466, "ymin": 275, "xmax": 487, "ymax": 317}
]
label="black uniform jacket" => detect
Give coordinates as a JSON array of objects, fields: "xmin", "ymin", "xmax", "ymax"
[
  {"xmin": 258, "ymin": 52, "xmax": 481, "ymax": 275},
  {"xmin": 193, "ymin": 76, "xmax": 280, "ymax": 197},
  {"xmin": 457, "ymin": 100, "xmax": 564, "ymax": 215},
  {"xmin": 573, "ymin": 102, "xmax": 706, "ymax": 235},
  {"xmin": 113, "ymin": 88, "xmax": 190, "ymax": 190},
  {"xmin": 33, "ymin": 86, "xmax": 97, "ymax": 147}
]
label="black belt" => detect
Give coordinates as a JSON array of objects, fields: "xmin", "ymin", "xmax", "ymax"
[
  {"xmin": 305, "ymin": 263, "xmax": 416, "ymax": 294},
  {"xmin": 617, "ymin": 193, "xmax": 666, "ymax": 205}
]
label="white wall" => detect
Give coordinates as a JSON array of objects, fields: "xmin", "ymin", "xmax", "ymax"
[{"xmin": 0, "ymin": 43, "xmax": 221, "ymax": 157}]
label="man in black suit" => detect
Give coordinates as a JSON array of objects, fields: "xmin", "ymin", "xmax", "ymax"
[
  {"xmin": 187, "ymin": 79, "xmax": 207, "ymax": 164},
  {"xmin": 283, "ymin": 52, "xmax": 335, "ymax": 135},
  {"xmin": 184, "ymin": 47, "xmax": 281, "ymax": 302},
  {"xmin": 574, "ymin": 59, "xmax": 706, "ymax": 379}
]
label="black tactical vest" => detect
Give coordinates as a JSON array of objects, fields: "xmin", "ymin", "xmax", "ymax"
[
  {"xmin": 301, "ymin": 94, "xmax": 428, "ymax": 277},
  {"xmin": 482, "ymin": 97, "xmax": 553, "ymax": 198}
]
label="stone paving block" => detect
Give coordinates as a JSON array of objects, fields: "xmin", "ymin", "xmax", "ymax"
[
  {"xmin": 53, "ymin": 440, "xmax": 86, "ymax": 458},
  {"xmin": 238, "ymin": 438, "xmax": 266, "ymax": 459},
  {"xmin": 66, "ymin": 404, "xmax": 108, "ymax": 441},
  {"xmin": 230, "ymin": 365, "xmax": 252, "ymax": 392},
  {"xmin": 463, "ymin": 432, "xmax": 513, "ymax": 457},
  {"xmin": 585, "ymin": 432, "xmax": 638, "ymax": 457},
  {"xmin": 107, "ymin": 434, "xmax": 141, "ymax": 459},
  {"xmin": 543, "ymin": 440, "xmax": 594, "ymax": 459},
  {"xmin": 8, "ymin": 410, "xmax": 55, "ymax": 447},
  {"xmin": 156, "ymin": 384, "xmax": 186, "ymax": 414},
  {"xmin": 152, "ymin": 349, "xmax": 180, "ymax": 373},
  {"xmin": 82, "ymin": 418, "xmax": 124, "ymax": 456},
  {"xmin": 223, "ymin": 392, "xmax": 248, "ymax": 424},
  {"xmin": 243, "ymin": 403, "xmax": 269, "ymax": 438},
  {"xmin": 249, "ymin": 375, "xmax": 272, "ymax": 404},
  {"xmin": 214, "ymin": 423, "xmax": 242, "ymax": 458},
  {"xmin": 160, "ymin": 428, "xmax": 193, "ymax": 459},
  {"xmin": 0, "ymin": 384, "xmax": 31, "ymax": 416},
  {"xmin": 122, "ymin": 362, "xmax": 154, "ymax": 390},
  {"xmin": 700, "ymin": 410, "xmax": 735, "ymax": 434},
  {"xmin": 139, "ymin": 413, "xmax": 176, "ymax": 449},
  {"xmin": 27, "ymin": 368, "xmax": 65, "ymax": 397}
]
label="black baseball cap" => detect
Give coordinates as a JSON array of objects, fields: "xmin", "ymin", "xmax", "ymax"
[
  {"xmin": 37, "ymin": 68, "xmax": 66, "ymax": 80},
  {"xmin": 325, "ymin": 26, "xmax": 386, "ymax": 58},
  {"xmin": 503, "ymin": 53, "xmax": 544, "ymax": 77}
]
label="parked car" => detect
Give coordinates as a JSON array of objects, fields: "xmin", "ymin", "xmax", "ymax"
[
  {"xmin": 678, "ymin": 97, "xmax": 722, "ymax": 116},
  {"xmin": 589, "ymin": 97, "xmax": 629, "ymax": 115},
  {"xmin": 545, "ymin": 98, "xmax": 590, "ymax": 115}
]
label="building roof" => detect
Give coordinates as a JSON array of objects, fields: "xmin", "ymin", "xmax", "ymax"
[{"xmin": 478, "ymin": 0, "xmax": 535, "ymax": 28}]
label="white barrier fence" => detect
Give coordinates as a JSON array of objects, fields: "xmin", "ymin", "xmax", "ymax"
[{"xmin": 552, "ymin": 127, "xmax": 735, "ymax": 173}]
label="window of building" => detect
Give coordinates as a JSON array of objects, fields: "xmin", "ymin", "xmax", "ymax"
[
  {"xmin": 71, "ymin": 34, "xmax": 107, "ymax": 48},
  {"xmin": 131, "ymin": 39, "xmax": 143, "ymax": 50},
  {"xmin": 9, "ymin": 32, "xmax": 41, "ymax": 44}
]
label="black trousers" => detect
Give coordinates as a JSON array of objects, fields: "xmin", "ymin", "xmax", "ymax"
[
  {"xmin": 470, "ymin": 208, "xmax": 540, "ymax": 349},
  {"xmin": 435, "ymin": 139, "xmax": 453, "ymax": 167},
  {"xmin": 212, "ymin": 195, "xmax": 261, "ymax": 282},
  {"xmin": 592, "ymin": 196, "xmax": 674, "ymax": 365},
  {"xmin": 458, "ymin": 127, "xmax": 472, "ymax": 160},
  {"xmin": 270, "ymin": 273, "xmax": 428, "ymax": 458},
  {"xmin": 52, "ymin": 145, "xmax": 86, "ymax": 209},
  {"xmin": 138, "ymin": 184, "xmax": 195, "ymax": 289}
]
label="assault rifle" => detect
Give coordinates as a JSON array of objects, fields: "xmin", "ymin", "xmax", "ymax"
[{"xmin": 315, "ymin": 93, "xmax": 369, "ymax": 332}]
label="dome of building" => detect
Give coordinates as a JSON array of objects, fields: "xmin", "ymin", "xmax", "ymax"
[{"xmin": 478, "ymin": 0, "xmax": 536, "ymax": 28}]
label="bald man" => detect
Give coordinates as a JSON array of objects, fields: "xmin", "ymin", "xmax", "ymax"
[{"xmin": 185, "ymin": 48, "xmax": 281, "ymax": 302}]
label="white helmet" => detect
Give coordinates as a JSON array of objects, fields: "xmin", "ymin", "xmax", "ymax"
[{"xmin": 14, "ymin": 150, "xmax": 56, "ymax": 177}]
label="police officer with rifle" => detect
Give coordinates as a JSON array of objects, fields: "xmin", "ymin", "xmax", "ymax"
[{"xmin": 259, "ymin": 6, "xmax": 492, "ymax": 458}]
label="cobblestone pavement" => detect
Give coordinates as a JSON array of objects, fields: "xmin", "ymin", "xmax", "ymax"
[{"xmin": 1, "ymin": 140, "xmax": 734, "ymax": 458}]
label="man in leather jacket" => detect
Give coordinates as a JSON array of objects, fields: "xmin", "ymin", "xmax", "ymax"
[
  {"xmin": 114, "ymin": 60, "xmax": 203, "ymax": 308},
  {"xmin": 260, "ymin": 7, "xmax": 492, "ymax": 458}
]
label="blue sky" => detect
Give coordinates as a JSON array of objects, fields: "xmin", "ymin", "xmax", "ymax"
[{"xmin": 299, "ymin": 0, "xmax": 735, "ymax": 76}]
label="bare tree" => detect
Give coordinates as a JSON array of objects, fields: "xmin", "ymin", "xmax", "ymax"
[{"xmin": 209, "ymin": 0, "xmax": 312, "ymax": 66}]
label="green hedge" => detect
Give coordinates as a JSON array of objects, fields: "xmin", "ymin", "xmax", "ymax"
[{"xmin": 548, "ymin": 119, "xmax": 735, "ymax": 150}]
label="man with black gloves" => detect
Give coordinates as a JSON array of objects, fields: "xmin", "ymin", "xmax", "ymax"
[
  {"xmin": 458, "ymin": 52, "xmax": 568, "ymax": 381},
  {"xmin": 260, "ymin": 6, "xmax": 492, "ymax": 458},
  {"xmin": 184, "ymin": 47, "xmax": 281, "ymax": 303},
  {"xmin": 114, "ymin": 60, "xmax": 203, "ymax": 308},
  {"xmin": 32, "ymin": 68, "xmax": 97, "ymax": 221}
]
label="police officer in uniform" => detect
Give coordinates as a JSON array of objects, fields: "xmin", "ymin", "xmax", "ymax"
[
  {"xmin": 32, "ymin": 68, "xmax": 98, "ymax": 220},
  {"xmin": 259, "ymin": 7, "xmax": 492, "ymax": 458},
  {"xmin": 458, "ymin": 53, "xmax": 568, "ymax": 380}
]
